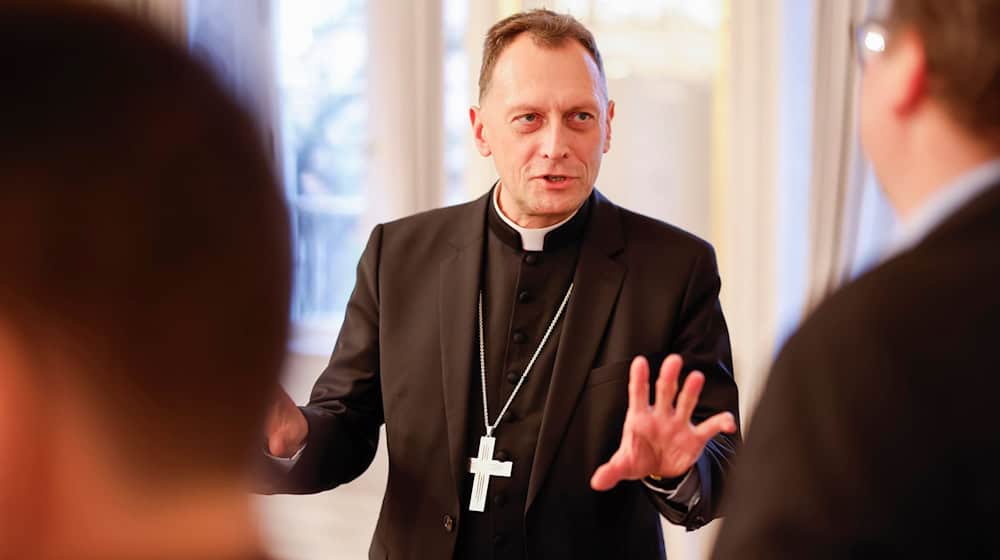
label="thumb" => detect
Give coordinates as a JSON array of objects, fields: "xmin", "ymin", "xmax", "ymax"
[{"xmin": 590, "ymin": 454, "xmax": 628, "ymax": 492}]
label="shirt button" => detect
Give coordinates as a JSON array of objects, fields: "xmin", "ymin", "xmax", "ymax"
[
  {"xmin": 493, "ymin": 493, "xmax": 507, "ymax": 508},
  {"xmin": 494, "ymin": 533, "xmax": 506, "ymax": 547},
  {"xmin": 505, "ymin": 371, "xmax": 519, "ymax": 384},
  {"xmin": 512, "ymin": 331, "xmax": 527, "ymax": 344},
  {"xmin": 517, "ymin": 290, "xmax": 531, "ymax": 303},
  {"xmin": 524, "ymin": 253, "xmax": 539, "ymax": 265},
  {"xmin": 495, "ymin": 450, "xmax": 511, "ymax": 462},
  {"xmin": 443, "ymin": 514, "xmax": 455, "ymax": 532}
]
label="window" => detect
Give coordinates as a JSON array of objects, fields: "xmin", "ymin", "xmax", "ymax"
[
  {"xmin": 276, "ymin": 0, "xmax": 368, "ymax": 331},
  {"xmin": 274, "ymin": 0, "xmax": 471, "ymax": 346}
]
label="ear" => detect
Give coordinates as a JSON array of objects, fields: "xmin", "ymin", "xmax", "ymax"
[
  {"xmin": 888, "ymin": 29, "xmax": 927, "ymax": 117},
  {"xmin": 603, "ymin": 100, "xmax": 615, "ymax": 154},
  {"xmin": 470, "ymin": 106, "xmax": 492, "ymax": 157}
]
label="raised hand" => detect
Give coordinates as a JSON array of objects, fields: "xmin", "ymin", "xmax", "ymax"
[
  {"xmin": 264, "ymin": 387, "xmax": 309, "ymax": 458},
  {"xmin": 590, "ymin": 354, "xmax": 736, "ymax": 491}
]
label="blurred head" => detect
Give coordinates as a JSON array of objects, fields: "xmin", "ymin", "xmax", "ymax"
[
  {"xmin": 471, "ymin": 10, "xmax": 614, "ymax": 228},
  {"xmin": 0, "ymin": 2, "xmax": 290, "ymax": 555},
  {"xmin": 858, "ymin": 0, "xmax": 1000, "ymax": 214}
]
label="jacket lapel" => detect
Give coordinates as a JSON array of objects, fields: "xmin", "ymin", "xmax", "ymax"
[
  {"xmin": 439, "ymin": 191, "xmax": 489, "ymax": 503},
  {"xmin": 525, "ymin": 190, "xmax": 626, "ymax": 513}
]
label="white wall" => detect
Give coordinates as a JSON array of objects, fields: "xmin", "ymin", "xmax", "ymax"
[{"xmin": 599, "ymin": 75, "xmax": 714, "ymax": 240}]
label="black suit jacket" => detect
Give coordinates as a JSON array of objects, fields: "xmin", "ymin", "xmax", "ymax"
[
  {"xmin": 267, "ymin": 189, "xmax": 740, "ymax": 559},
  {"xmin": 713, "ymin": 182, "xmax": 1000, "ymax": 559}
]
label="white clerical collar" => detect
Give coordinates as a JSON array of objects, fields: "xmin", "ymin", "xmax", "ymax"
[{"xmin": 492, "ymin": 185, "xmax": 582, "ymax": 251}]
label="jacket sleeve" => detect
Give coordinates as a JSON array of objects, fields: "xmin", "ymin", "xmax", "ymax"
[
  {"xmin": 645, "ymin": 245, "xmax": 742, "ymax": 530},
  {"xmin": 259, "ymin": 224, "xmax": 386, "ymax": 494}
]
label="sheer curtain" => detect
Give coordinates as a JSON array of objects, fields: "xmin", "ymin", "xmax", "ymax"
[{"xmin": 801, "ymin": 0, "xmax": 883, "ymax": 314}]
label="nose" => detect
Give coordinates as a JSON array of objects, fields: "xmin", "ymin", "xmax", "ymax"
[{"xmin": 540, "ymin": 122, "xmax": 570, "ymax": 160}]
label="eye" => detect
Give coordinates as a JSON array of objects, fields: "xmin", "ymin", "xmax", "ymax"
[
  {"xmin": 570, "ymin": 112, "xmax": 594, "ymax": 122},
  {"xmin": 516, "ymin": 113, "xmax": 539, "ymax": 124}
]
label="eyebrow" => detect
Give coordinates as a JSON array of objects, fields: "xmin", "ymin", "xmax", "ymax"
[
  {"xmin": 507, "ymin": 105, "xmax": 542, "ymax": 116},
  {"xmin": 506, "ymin": 103, "xmax": 601, "ymax": 117}
]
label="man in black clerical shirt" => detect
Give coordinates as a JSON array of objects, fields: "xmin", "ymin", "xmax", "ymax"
[
  {"xmin": 264, "ymin": 9, "xmax": 740, "ymax": 560},
  {"xmin": 0, "ymin": 3, "xmax": 288, "ymax": 559}
]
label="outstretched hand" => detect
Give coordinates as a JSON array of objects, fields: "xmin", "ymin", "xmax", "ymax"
[{"xmin": 590, "ymin": 354, "xmax": 736, "ymax": 491}]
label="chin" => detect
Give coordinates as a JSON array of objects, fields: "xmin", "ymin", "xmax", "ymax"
[{"xmin": 532, "ymin": 191, "xmax": 588, "ymax": 219}]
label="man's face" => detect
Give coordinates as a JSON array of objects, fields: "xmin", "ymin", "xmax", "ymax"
[{"xmin": 471, "ymin": 33, "xmax": 614, "ymax": 226}]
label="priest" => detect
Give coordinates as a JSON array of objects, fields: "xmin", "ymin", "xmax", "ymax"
[{"xmin": 262, "ymin": 9, "xmax": 740, "ymax": 559}]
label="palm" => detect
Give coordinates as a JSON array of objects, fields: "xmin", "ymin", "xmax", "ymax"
[
  {"xmin": 615, "ymin": 398, "xmax": 707, "ymax": 479},
  {"xmin": 591, "ymin": 355, "xmax": 736, "ymax": 491}
]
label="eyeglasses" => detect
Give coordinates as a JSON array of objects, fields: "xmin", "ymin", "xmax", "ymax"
[{"xmin": 853, "ymin": 20, "xmax": 889, "ymax": 68}]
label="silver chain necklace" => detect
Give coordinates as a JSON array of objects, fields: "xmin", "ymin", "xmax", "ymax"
[
  {"xmin": 478, "ymin": 283, "xmax": 573, "ymax": 436},
  {"xmin": 466, "ymin": 283, "xmax": 573, "ymax": 512}
]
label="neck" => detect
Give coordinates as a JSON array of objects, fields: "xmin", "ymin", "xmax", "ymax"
[
  {"xmin": 496, "ymin": 182, "xmax": 577, "ymax": 228},
  {"xmin": 882, "ymin": 113, "xmax": 1000, "ymax": 219}
]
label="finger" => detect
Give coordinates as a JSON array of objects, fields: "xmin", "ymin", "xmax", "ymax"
[
  {"xmin": 674, "ymin": 370, "xmax": 705, "ymax": 421},
  {"xmin": 590, "ymin": 451, "xmax": 630, "ymax": 491},
  {"xmin": 654, "ymin": 354, "xmax": 682, "ymax": 415},
  {"xmin": 627, "ymin": 356, "xmax": 650, "ymax": 411},
  {"xmin": 693, "ymin": 411, "xmax": 738, "ymax": 443}
]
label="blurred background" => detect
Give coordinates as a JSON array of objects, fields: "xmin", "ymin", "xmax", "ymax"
[{"xmin": 104, "ymin": 0, "xmax": 893, "ymax": 558}]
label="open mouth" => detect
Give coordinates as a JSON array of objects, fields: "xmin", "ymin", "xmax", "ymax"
[{"xmin": 542, "ymin": 175, "xmax": 570, "ymax": 183}]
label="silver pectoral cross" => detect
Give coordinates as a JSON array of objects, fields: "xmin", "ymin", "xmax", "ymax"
[{"xmin": 467, "ymin": 435, "xmax": 512, "ymax": 512}]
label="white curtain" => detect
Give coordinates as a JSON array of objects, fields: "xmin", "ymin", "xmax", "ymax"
[
  {"xmin": 366, "ymin": 0, "xmax": 445, "ymax": 225},
  {"xmin": 801, "ymin": 0, "xmax": 872, "ymax": 313}
]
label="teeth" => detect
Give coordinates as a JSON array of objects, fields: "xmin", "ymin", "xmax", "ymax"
[{"xmin": 546, "ymin": 175, "xmax": 566, "ymax": 182}]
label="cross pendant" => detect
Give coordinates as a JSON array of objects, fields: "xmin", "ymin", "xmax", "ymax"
[{"xmin": 467, "ymin": 435, "xmax": 512, "ymax": 512}]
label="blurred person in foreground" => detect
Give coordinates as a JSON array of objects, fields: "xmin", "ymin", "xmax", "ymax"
[
  {"xmin": 0, "ymin": 3, "xmax": 291, "ymax": 559},
  {"xmin": 713, "ymin": 1, "xmax": 1000, "ymax": 557},
  {"xmin": 262, "ymin": 8, "xmax": 740, "ymax": 559}
]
